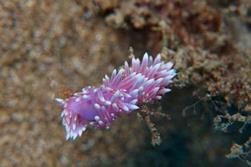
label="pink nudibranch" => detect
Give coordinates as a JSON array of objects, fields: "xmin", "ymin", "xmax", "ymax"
[{"xmin": 56, "ymin": 53, "xmax": 176, "ymax": 140}]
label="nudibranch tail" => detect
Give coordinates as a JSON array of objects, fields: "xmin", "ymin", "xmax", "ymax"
[{"xmin": 58, "ymin": 53, "xmax": 176, "ymax": 140}]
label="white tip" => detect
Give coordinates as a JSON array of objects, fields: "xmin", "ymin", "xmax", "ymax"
[
  {"xmin": 82, "ymin": 89, "xmax": 88, "ymax": 94},
  {"xmin": 149, "ymin": 56, "xmax": 153, "ymax": 64},
  {"xmin": 156, "ymin": 96, "xmax": 162, "ymax": 100},
  {"xmin": 145, "ymin": 79, "xmax": 154, "ymax": 86},
  {"xmin": 114, "ymin": 90, "xmax": 121, "ymax": 97},
  {"xmin": 83, "ymin": 126, "xmax": 87, "ymax": 131},
  {"xmin": 143, "ymin": 52, "xmax": 149, "ymax": 60},
  {"xmin": 153, "ymin": 54, "xmax": 162, "ymax": 65},
  {"xmin": 78, "ymin": 130, "xmax": 82, "ymax": 136},
  {"xmin": 165, "ymin": 62, "xmax": 173, "ymax": 69},
  {"xmin": 104, "ymin": 101, "xmax": 111, "ymax": 106},
  {"xmin": 122, "ymin": 105, "xmax": 129, "ymax": 112},
  {"xmin": 73, "ymin": 123, "xmax": 76, "ymax": 130},
  {"xmin": 82, "ymin": 95, "xmax": 89, "ymax": 99},
  {"xmin": 97, "ymin": 91, "xmax": 105, "ymax": 101},
  {"xmin": 105, "ymin": 75, "xmax": 109, "ymax": 80},
  {"xmin": 61, "ymin": 111, "xmax": 65, "ymax": 117},
  {"xmin": 72, "ymin": 134, "xmax": 77, "ymax": 140},
  {"xmin": 130, "ymin": 99, "xmax": 138, "ymax": 104},
  {"xmin": 153, "ymin": 87, "xmax": 160, "ymax": 92},
  {"xmin": 124, "ymin": 61, "xmax": 129, "ymax": 67},
  {"xmin": 66, "ymin": 134, "xmax": 70, "ymax": 140},
  {"xmin": 94, "ymin": 103, "xmax": 101, "ymax": 110},
  {"xmin": 112, "ymin": 69, "xmax": 117, "ymax": 77},
  {"xmin": 168, "ymin": 69, "xmax": 176, "ymax": 76},
  {"xmin": 156, "ymin": 78, "xmax": 164, "ymax": 84},
  {"xmin": 139, "ymin": 86, "xmax": 144, "ymax": 91},
  {"xmin": 118, "ymin": 68, "xmax": 125, "ymax": 74},
  {"xmin": 98, "ymin": 120, "xmax": 104, "ymax": 125},
  {"xmin": 94, "ymin": 115, "xmax": 100, "ymax": 121},
  {"xmin": 55, "ymin": 98, "xmax": 65, "ymax": 105},
  {"xmin": 160, "ymin": 88, "xmax": 171, "ymax": 94},
  {"xmin": 154, "ymin": 63, "xmax": 161, "ymax": 70},
  {"xmin": 112, "ymin": 103, "xmax": 119, "ymax": 111},
  {"xmin": 156, "ymin": 54, "xmax": 161, "ymax": 60},
  {"xmin": 130, "ymin": 89, "xmax": 139, "ymax": 96},
  {"xmin": 128, "ymin": 104, "xmax": 139, "ymax": 110}
]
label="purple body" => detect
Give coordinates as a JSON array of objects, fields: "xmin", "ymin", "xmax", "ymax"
[{"xmin": 58, "ymin": 53, "xmax": 176, "ymax": 140}]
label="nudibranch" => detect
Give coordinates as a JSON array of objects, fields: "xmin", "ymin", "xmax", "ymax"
[{"xmin": 56, "ymin": 53, "xmax": 176, "ymax": 140}]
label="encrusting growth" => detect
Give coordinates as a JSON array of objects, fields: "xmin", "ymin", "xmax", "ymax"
[{"xmin": 56, "ymin": 53, "xmax": 176, "ymax": 140}]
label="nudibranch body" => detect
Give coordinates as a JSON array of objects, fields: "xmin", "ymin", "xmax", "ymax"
[{"xmin": 56, "ymin": 53, "xmax": 176, "ymax": 140}]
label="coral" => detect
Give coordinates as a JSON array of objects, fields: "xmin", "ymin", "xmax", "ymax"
[
  {"xmin": 211, "ymin": 96, "xmax": 251, "ymax": 166},
  {"xmin": 137, "ymin": 105, "xmax": 170, "ymax": 146},
  {"xmin": 103, "ymin": 0, "xmax": 222, "ymax": 48},
  {"xmin": 226, "ymin": 140, "xmax": 251, "ymax": 166},
  {"xmin": 57, "ymin": 53, "xmax": 176, "ymax": 140}
]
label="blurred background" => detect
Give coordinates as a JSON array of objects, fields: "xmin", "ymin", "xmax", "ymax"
[{"xmin": 0, "ymin": 0, "xmax": 250, "ymax": 167}]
